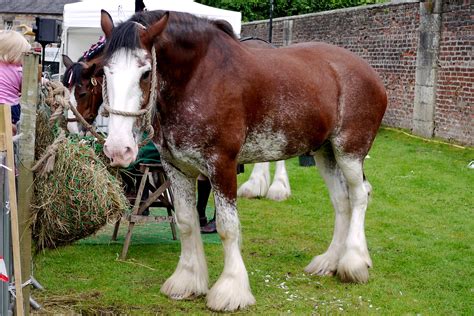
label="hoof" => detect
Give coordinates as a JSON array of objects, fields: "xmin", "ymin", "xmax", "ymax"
[
  {"xmin": 337, "ymin": 250, "xmax": 371, "ymax": 283},
  {"xmin": 237, "ymin": 178, "xmax": 269, "ymax": 198},
  {"xmin": 161, "ymin": 268, "xmax": 208, "ymax": 300},
  {"xmin": 266, "ymin": 180, "xmax": 291, "ymax": 201},
  {"xmin": 304, "ymin": 252, "xmax": 338, "ymax": 276},
  {"xmin": 206, "ymin": 274, "xmax": 256, "ymax": 311}
]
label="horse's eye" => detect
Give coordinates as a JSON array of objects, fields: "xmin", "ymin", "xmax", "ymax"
[
  {"xmin": 78, "ymin": 92, "xmax": 87, "ymax": 99},
  {"xmin": 141, "ymin": 70, "xmax": 151, "ymax": 81}
]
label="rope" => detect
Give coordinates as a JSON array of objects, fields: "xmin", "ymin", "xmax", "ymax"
[
  {"xmin": 42, "ymin": 81, "xmax": 105, "ymax": 142},
  {"xmin": 102, "ymin": 47, "xmax": 157, "ymax": 148},
  {"xmin": 102, "ymin": 105, "xmax": 148, "ymax": 117},
  {"xmin": 381, "ymin": 127, "xmax": 468, "ymax": 150},
  {"xmin": 31, "ymin": 129, "xmax": 66, "ymax": 177}
]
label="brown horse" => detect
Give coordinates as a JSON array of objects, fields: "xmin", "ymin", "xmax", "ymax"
[
  {"xmin": 63, "ymin": 37, "xmax": 292, "ymax": 201},
  {"xmin": 100, "ymin": 10, "xmax": 387, "ymax": 311},
  {"xmin": 62, "ymin": 48, "xmax": 105, "ymax": 133}
]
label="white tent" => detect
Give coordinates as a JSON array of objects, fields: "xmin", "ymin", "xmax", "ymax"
[
  {"xmin": 62, "ymin": 0, "xmax": 241, "ymax": 62},
  {"xmin": 61, "ymin": 0, "xmax": 241, "ymax": 131}
]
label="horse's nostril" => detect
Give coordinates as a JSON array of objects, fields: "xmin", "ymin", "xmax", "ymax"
[
  {"xmin": 124, "ymin": 146, "xmax": 133, "ymax": 155},
  {"xmin": 103, "ymin": 144, "xmax": 110, "ymax": 156}
]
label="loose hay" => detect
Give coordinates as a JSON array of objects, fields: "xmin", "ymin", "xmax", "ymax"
[{"xmin": 31, "ymin": 136, "xmax": 129, "ymax": 250}]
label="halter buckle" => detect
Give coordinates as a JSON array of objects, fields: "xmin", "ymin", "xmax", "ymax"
[{"xmin": 91, "ymin": 77, "xmax": 98, "ymax": 86}]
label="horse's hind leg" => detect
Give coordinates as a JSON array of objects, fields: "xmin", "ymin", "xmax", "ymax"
[
  {"xmin": 305, "ymin": 144, "xmax": 350, "ymax": 276},
  {"xmin": 266, "ymin": 160, "xmax": 291, "ymax": 201},
  {"xmin": 237, "ymin": 162, "xmax": 270, "ymax": 198},
  {"xmin": 160, "ymin": 160, "xmax": 209, "ymax": 299},
  {"xmin": 334, "ymin": 152, "xmax": 372, "ymax": 283}
]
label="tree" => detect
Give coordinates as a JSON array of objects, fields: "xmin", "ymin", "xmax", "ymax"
[{"xmin": 196, "ymin": 0, "xmax": 387, "ymax": 22}]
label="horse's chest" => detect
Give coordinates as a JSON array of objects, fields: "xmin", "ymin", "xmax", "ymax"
[{"xmin": 162, "ymin": 130, "xmax": 207, "ymax": 173}]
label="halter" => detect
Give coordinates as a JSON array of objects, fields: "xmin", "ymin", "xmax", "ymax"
[
  {"xmin": 66, "ymin": 72, "xmax": 103, "ymax": 123},
  {"xmin": 101, "ymin": 46, "xmax": 157, "ymax": 147}
]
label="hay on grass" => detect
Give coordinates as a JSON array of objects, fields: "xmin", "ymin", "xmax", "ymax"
[{"xmin": 31, "ymin": 136, "xmax": 130, "ymax": 251}]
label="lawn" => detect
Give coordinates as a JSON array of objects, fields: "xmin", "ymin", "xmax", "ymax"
[{"xmin": 32, "ymin": 128, "xmax": 473, "ymax": 314}]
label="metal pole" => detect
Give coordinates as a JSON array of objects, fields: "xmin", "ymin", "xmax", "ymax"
[{"xmin": 268, "ymin": 0, "xmax": 274, "ymax": 43}]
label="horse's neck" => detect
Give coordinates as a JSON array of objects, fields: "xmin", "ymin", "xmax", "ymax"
[
  {"xmin": 156, "ymin": 29, "xmax": 236, "ymax": 91},
  {"xmin": 156, "ymin": 42, "xmax": 203, "ymax": 84}
]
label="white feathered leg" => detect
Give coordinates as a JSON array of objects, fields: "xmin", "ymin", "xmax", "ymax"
[
  {"xmin": 237, "ymin": 162, "xmax": 270, "ymax": 198},
  {"xmin": 305, "ymin": 146, "xmax": 350, "ymax": 276},
  {"xmin": 266, "ymin": 160, "xmax": 291, "ymax": 201},
  {"xmin": 160, "ymin": 161, "xmax": 208, "ymax": 299},
  {"xmin": 207, "ymin": 192, "xmax": 255, "ymax": 311},
  {"xmin": 335, "ymin": 155, "xmax": 372, "ymax": 283}
]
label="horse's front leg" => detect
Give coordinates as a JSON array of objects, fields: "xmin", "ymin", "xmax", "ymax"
[
  {"xmin": 206, "ymin": 159, "xmax": 256, "ymax": 311},
  {"xmin": 160, "ymin": 160, "xmax": 208, "ymax": 299}
]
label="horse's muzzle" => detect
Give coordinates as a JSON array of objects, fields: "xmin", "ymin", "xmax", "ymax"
[{"xmin": 103, "ymin": 142, "xmax": 138, "ymax": 168}]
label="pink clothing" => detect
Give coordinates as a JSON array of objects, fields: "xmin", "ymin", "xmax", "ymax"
[{"xmin": 0, "ymin": 62, "xmax": 22, "ymax": 105}]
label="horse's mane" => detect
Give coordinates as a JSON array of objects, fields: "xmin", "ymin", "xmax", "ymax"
[
  {"xmin": 83, "ymin": 37, "xmax": 106, "ymax": 60},
  {"xmin": 211, "ymin": 19, "xmax": 236, "ymax": 38},
  {"xmin": 105, "ymin": 10, "xmax": 237, "ymax": 60},
  {"xmin": 63, "ymin": 39, "xmax": 105, "ymax": 88}
]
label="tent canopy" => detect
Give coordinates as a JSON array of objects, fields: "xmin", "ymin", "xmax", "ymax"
[{"xmin": 62, "ymin": 0, "xmax": 241, "ymax": 62}]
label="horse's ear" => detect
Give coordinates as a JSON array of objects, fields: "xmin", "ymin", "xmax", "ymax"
[
  {"xmin": 63, "ymin": 54, "xmax": 74, "ymax": 68},
  {"xmin": 101, "ymin": 10, "xmax": 114, "ymax": 39},
  {"xmin": 142, "ymin": 11, "xmax": 169, "ymax": 48}
]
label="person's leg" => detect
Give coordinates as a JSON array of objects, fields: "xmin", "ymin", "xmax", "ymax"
[
  {"xmin": 200, "ymin": 210, "xmax": 216, "ymax": 234},
  {"xmin": 197, "ymin": 175, "xmax": 212, "ymax": 227},
  {"xmin": 11, "ymin": 104, "xmax": 21, "ymax": 136}
]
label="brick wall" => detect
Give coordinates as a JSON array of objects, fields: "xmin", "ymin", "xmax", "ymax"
[
  {"xmin": 1, "ymin": 13, "xmax": 61, "ymax": 30},
  {"xmin": 435, "ymin": 0, "xmax": 473, "ymax": 144},
  {"xmin": 242, "ymin": 0, "xmax": 473, "ymax": 145}
]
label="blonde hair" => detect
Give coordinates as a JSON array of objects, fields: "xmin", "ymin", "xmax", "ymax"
[{"xmin": 0, "ymin": 30, "xmax": 31, "ymax": 64}]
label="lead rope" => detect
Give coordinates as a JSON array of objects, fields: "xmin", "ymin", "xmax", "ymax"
[{"xmin": 102, "ymin": 48, "xmax": 157, "ymax": 147}]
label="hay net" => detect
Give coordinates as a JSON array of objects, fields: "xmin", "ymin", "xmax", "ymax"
[{"xmin": 31, "ymin": 81, "xmax": 129, "ymax": 251}]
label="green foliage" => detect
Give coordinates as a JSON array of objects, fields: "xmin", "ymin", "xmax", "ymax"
[{"xmin": 196, "ymin": 0, "xmax": 388, "ymax": 21}]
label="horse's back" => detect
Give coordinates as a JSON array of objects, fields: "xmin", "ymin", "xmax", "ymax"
[
  {"xmin": 240, "ymin": 42, "xmax": 387, "ymax": 157},
  {"xmin": 295, "ymin": 43, "xmax": 387, "ymax": 154}
]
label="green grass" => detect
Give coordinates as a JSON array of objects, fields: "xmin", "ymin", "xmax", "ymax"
[{"xmin": 32, "ymin": 128, "xmax": 473, "ymax": 314}]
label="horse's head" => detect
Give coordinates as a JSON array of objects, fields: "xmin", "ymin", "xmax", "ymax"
[
  {"xmin": 62, "ymin": 54, "xmax": 104, "ymax": 133},
  {"xmin": 100, "ymin": 9, "xmax": 169, "ymax": 167}
]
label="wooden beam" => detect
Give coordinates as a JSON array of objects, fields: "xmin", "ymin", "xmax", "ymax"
[
  {"xmin": 18, "ymin": 52, "xmax": 40, "ymax": 315},
  {"xmin": 128, "ymin": 215, "xmax": 174, "ymax": 224},
  {"xmin": 0, "ymin": 105, "xmax": 24, "ymax": 316}
]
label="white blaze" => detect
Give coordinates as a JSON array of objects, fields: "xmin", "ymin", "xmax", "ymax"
[{"xmin": 103, "ymin": 48, "xmax": 151, "ymax": 167}]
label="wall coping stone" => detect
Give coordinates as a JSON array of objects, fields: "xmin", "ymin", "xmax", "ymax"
[{"xmin": 243, "ymin": 0, "xmax": 420, "ymax": 25}]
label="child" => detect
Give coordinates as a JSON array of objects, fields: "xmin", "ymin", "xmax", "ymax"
[{"xmin": 0, "ymin": 30, "xmax": 31, "ymax": 133}]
